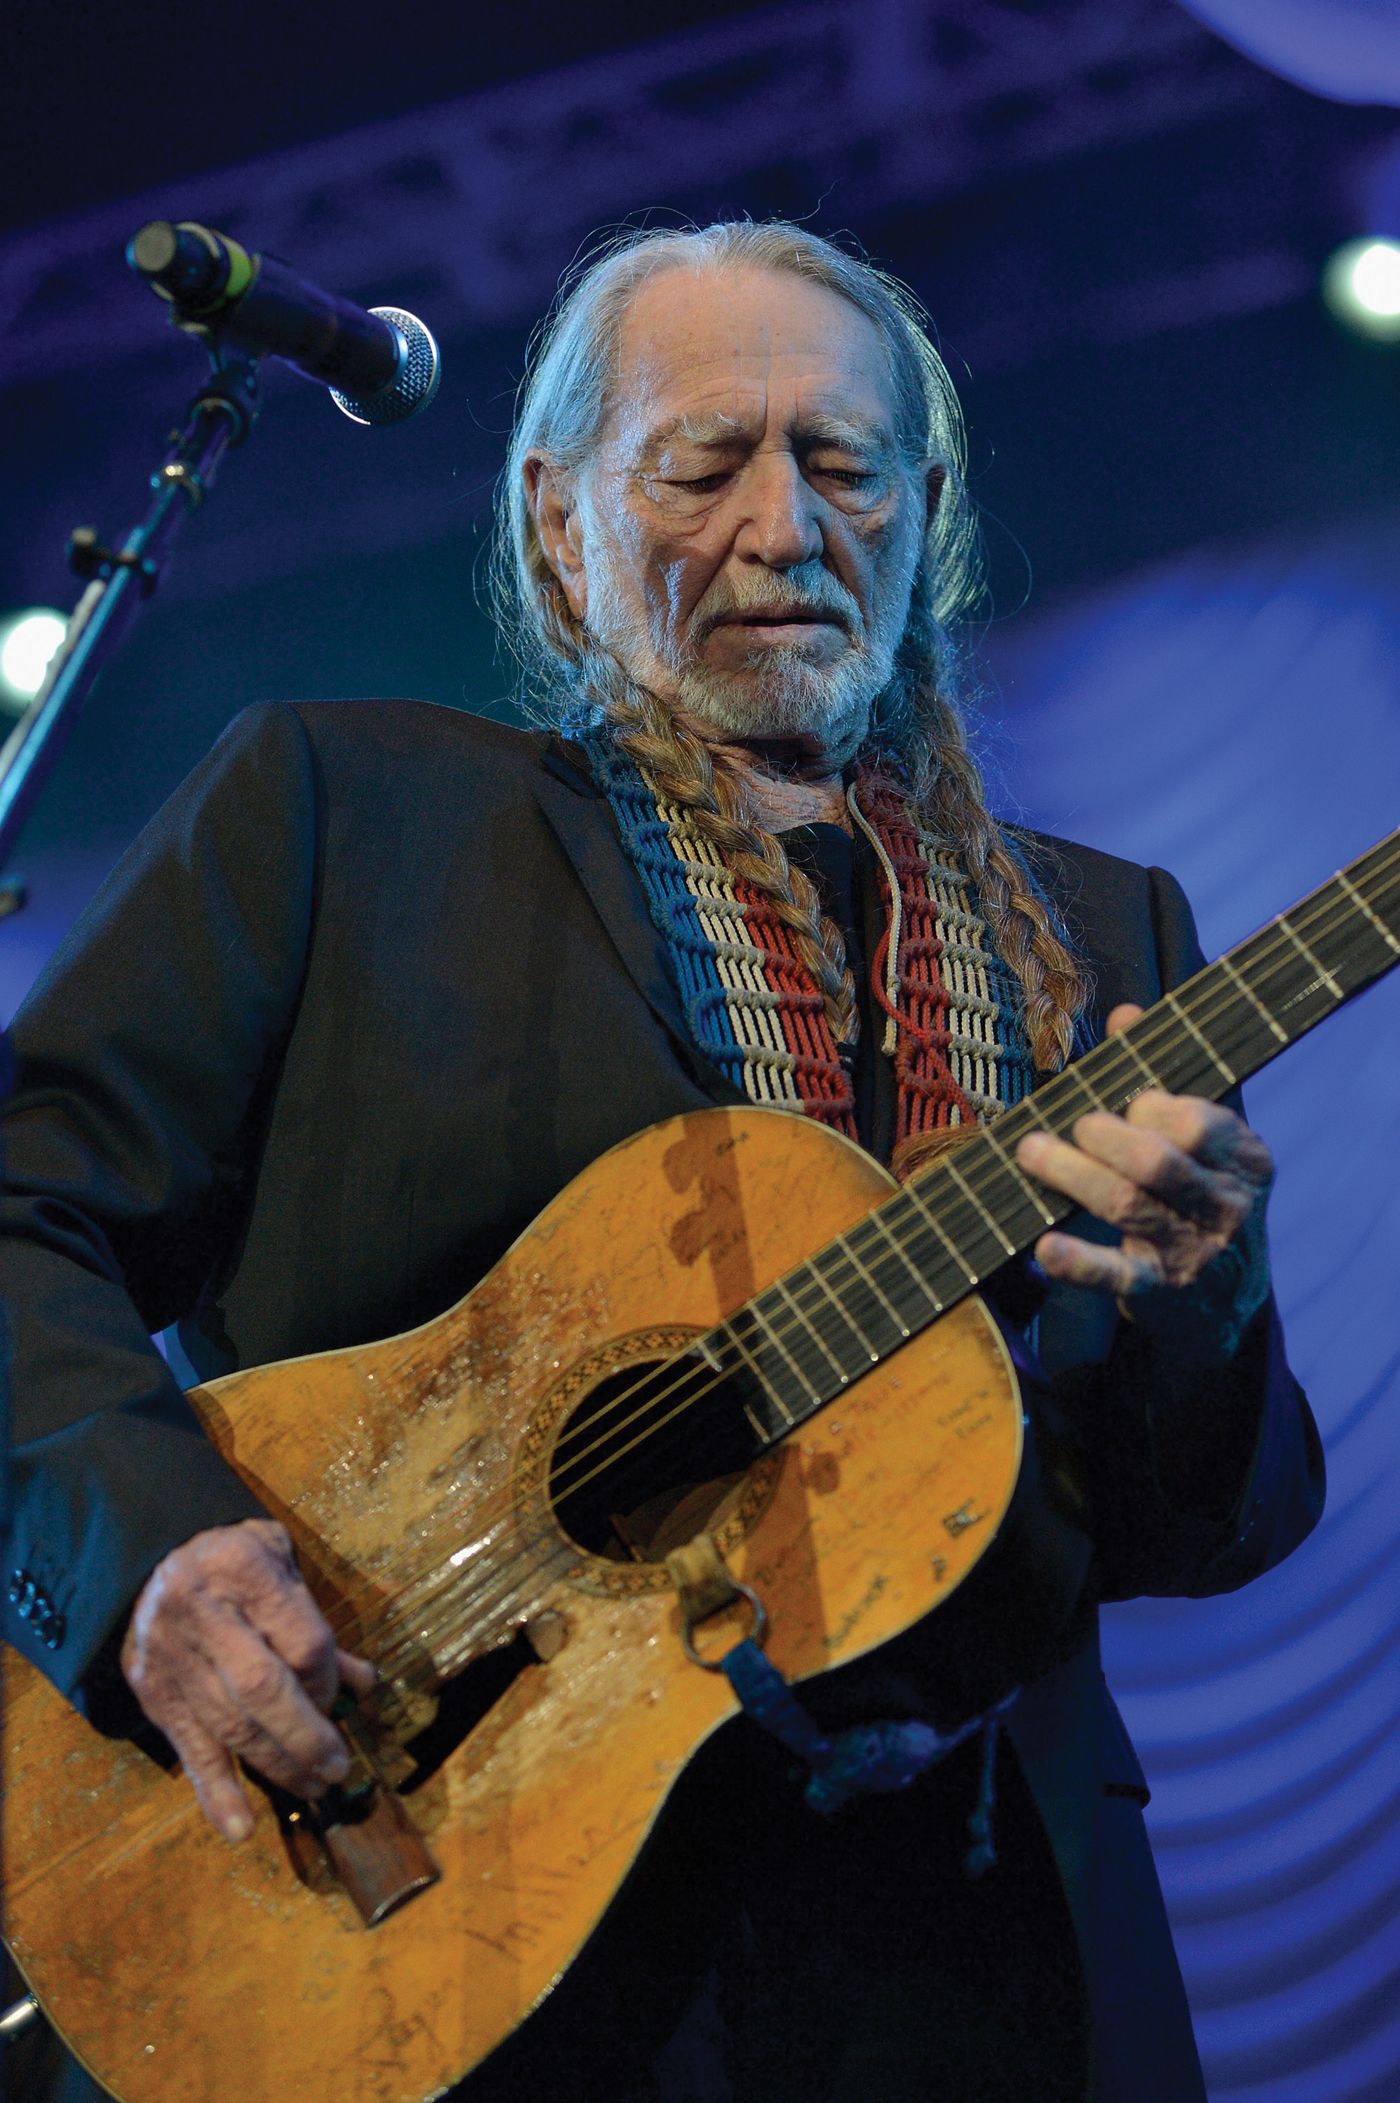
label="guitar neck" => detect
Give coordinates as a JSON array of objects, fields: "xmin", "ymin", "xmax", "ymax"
[{"xmin": 717, "ymin": 828, "xmax": 1400, "ymax": 1446}]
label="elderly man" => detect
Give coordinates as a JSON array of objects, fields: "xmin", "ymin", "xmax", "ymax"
[{"xmin": 4, "ymin": 223, "xmax": 1320, "ymax": 2102}]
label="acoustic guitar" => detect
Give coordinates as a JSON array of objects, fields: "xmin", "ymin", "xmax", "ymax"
[{"xmin": 5, "ymin": 826, "xmax": 1398, "ymax": 2102}]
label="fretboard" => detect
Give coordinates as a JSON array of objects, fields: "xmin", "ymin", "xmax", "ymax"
[{"xmin": 707, "ymin": 826, "xmax": 1400, "ymax": 1445}]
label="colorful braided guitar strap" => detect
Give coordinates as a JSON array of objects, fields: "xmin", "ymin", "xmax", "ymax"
[{"xmin": 579, "ymin": 730, "xmax": 1037, "ymax": 1156}]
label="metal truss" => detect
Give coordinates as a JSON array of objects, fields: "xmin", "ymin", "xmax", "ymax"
[{"xmin": 0, "ymin": 0, "xmax": 1259, "ymax": 388}]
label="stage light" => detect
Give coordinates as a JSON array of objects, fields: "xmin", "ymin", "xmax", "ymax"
[
  {"xmin": 1322, "ymin": 238, "xmax": 1400, "ymax": 341},
  {"xmin": 0, "ymin": 609, "xmax": 66, "ymax": 711}
]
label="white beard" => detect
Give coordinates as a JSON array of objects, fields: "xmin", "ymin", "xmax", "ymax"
[
  {"xmin": 673, "ymin": 634, "xmax": 891, "ymax": 748},
  {"xmin": 584, "ymin": 550, "xmax": 908, "ymax": 755}
]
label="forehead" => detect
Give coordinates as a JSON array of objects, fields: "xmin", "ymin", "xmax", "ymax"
[{"xmin": 606, "ymin": 262, "xmax": 898, "ymax": 446}]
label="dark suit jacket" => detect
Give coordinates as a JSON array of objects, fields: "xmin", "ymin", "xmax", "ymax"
[{"xmin": 0, "ymin": 699, "xmax": 1324, "ymax": 2101}]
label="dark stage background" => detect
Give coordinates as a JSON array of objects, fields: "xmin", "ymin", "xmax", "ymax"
[{"xmin": 3, "ymin": 3, "xmax": 1399, "ymax": 2097}]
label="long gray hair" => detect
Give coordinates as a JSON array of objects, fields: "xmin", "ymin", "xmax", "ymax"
[{"xmin": 493, "ymin": 223, "xmax": 1086, "ymax": 1079}]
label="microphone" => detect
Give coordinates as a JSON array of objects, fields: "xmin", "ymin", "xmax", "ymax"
[{"xmin": 126, "ymin": 220, "xmax": 441, "ymax": 427}]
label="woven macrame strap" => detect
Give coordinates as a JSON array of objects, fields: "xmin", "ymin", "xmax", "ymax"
[
  {"xmin": 579, "ymin": 729, "xmax": 1036, "ymax": 1148},
  {"xmin": 852, "ymin": 774, "xmax": 1038, "ymax": 1147},
  {"xmin": 583, "ymin": 729, "xmax": 857, "ymax": 1128},
  {"xmin": 719, "ymin": 1636, "xmax": 1018, "ymax": 1873}
]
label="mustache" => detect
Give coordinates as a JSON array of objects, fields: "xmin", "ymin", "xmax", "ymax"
[{"xmin": 690, "ymin": 567, "xmax": 862, "ymax": 641}]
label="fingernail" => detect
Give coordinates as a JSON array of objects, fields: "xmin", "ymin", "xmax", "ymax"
[
  {"xmin": 317, "ymin": 1752, "xmax": 350, "ymax": 1786},
  {"xmin": 222, "ymin": 1809, "xmax": 254, "ymax": 1843}
]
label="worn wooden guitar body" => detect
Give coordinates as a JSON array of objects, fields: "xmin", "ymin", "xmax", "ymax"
[
  {"xmin": 9, "ymin": 815, "xmax": 1400, "ymax": 2100},
  {"xmin": 4, "ymin": 1107, "xmax": 1022, "ymax": 2103}
]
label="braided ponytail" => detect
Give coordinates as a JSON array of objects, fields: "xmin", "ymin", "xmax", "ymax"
[{"xmin": 587, "ymin": 658, "xmax": 858, "ymax": 1046}]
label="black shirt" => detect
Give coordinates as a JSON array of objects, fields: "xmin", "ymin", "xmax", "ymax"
[{"xmin": 781, "ymin": 820, "xmax": 891, "ymax": 1158}]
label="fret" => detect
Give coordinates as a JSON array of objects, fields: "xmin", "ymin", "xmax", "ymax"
[
  {"xmin": 1042, "ymin": 1052, "xmax": 1130, "ymax": 1131},
  {"xmin": 1111, "ymin": 1028, "xmax": 1165, "ymax": 1097},
  {"xmin": 1275, "ymin": 912, "xmax": 1343, "ymax": 1000},
  {"xmin": 741, "ymin": 1303, "xmax": 812, "ymax": 1416},
  {"xmin": 1117, "ymin": 1012, "xmax": 1224, "ymax": 1102},
  {"xmin": 1002, "ymin": 1077, "xmax": 1088, "ymax": 1156},
  {"xmin": 858, "ymin": 1208, "xmax": 945, "ymax": 1322},
  {"xmin": 837, "ymin": 1233, "xmax": 911, "ymax": 1339},
  {"xmin": 1292, "ymin": 854, "xmax": 1400, "ymax": 1001},
  {"xmin": 808, "ymin": 1237, "xmax": 909, "ymax": 1360},
  {"xmin": 1337, "ymin": 869, "xmax": 1400, "ymax": 958},
  {"xmin": 710, "ymin": 1318, "xmax": 785, "ymax": 1444},
  {"xmin": 978, "ymin": 1128, "xmax": 1060, "ymax": 1228},
  {"xmin": 767, "ymin": 1275, "xmax": 852, "ymax": 1389},
  {"xmin": 941, "ymin": 1158, "xmax": 1016, "ymax": 1256},
  {"xmin": 792, "ymin": 1263, "xmax": 878, "ymax": 1377},
  {"xmin": 1062, "ymin": 1065, "xmax": 1111, "ymax": 1113},
  {"xmin": 750, "ymin": 1285, "xmax": 829, "ymax": 1398},
  {"xmin": 711, "ymin": 1311, "xmax": 802, "ymax": 1442},
  {"xmin": 1106, "ymin": 1014, "xmax": 1198, "ymax": 1098},
  {"xmin": 1331, "ymin": 839, "xmax": 1400, "ymax": 931},
  {"xmin": 690, "ymin": 1329, "xmax": 738, "ymax": 1386},
  {"xmin": 801, "ymin": 1252, "xmax": 882, "ymax": 1364},
  {"xmin": 1218, "ymin": 953, "xmax": 1289, "ymax": 1045},
  {"xmin": 1165, "ymin": 987, "xmax": 1237, "ymax": 1085},
  {"xmin": 984, "ymin": 1098, "xmax": 1050, "ymax": 1154},
  {"xmin": 902, "ymin": 1177, "xmax": 981, "ymax": 1285},
  {"xmin": 1251, "ymin": 930, "xmax": 1354, "ymax": 1040},
  {"xmin": 742, "ymin": 1397, "xmax": 774, "ymax": 1444},
  {"xmin": 710, "ymin": 1303, "xmax": 786, "ymax": 1404},
  {"xmin": 1227, "ymin": 918, "xmax": 1337, "ymax": 1044}
]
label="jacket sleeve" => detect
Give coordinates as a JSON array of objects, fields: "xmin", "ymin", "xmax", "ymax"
[
  {"xmin": 0, "ymin": 703, "xmax": 320, "ymax": 1703},
  {"xmin": 1039, "ymin": 863, "xmax": 1325, "ymax": 1601}
]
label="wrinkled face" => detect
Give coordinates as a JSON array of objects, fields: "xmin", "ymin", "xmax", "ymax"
[{"xmin": 527, "ymin": 263, "xmax": 934, "ymax": 755}]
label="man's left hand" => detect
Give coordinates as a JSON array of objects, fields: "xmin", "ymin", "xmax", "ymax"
[{"xmin": 1014, "ymin": 1003, "xmax": 1274, "ymax": 1308}]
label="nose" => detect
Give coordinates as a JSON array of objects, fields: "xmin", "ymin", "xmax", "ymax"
[{"xmin": 736, "ymin": 451, "xmax": 825, "ymax": 570}]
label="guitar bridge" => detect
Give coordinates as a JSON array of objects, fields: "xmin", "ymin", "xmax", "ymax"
[
  {"xmin": 282, "ymin": 1694, "xmax": 443, "ymax": 1928},
  {"xmin": 315, "ymin": 1780, "xmax": 442, "ymax": 1928}
]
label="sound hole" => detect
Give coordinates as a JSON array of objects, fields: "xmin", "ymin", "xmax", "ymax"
[{"xmin": 548, "ymin": 1356, "xmax": 759, "ymax": 1561}]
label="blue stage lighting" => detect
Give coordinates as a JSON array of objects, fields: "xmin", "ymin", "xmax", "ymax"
[
  {"xmin": 1322, "ymin": 237, "xmax": 1400, "ymax": 341},
  {"xmin": 0, "ymin": 609, "xmax": 66, "ymax": 711}
]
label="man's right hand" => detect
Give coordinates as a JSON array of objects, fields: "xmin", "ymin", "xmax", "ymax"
[{"xmin": 121, "ymin": 1517, "xmax": 376, "ymax": 1843}]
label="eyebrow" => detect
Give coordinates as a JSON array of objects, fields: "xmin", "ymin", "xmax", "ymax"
[
  {"xmin": 640, "ymin": 411, "xmax": 751, "ymax": 455},
  {"xmin": 639, "ymin": 409, "xmax": 896, "ymax": 460},
  {"xmin": 794, "ymin": 413, "xmax": 895, "ymax": 457}
]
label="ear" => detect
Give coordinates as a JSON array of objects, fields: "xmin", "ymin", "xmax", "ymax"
[
  {"xmin": 523, "ymin": 452, "xmax": 588, "ymax": 620},
  {"xmin": 924, "ymin": 463, "xmax": 946, "ymax": 529}
]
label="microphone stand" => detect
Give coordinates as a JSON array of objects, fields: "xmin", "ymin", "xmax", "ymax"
[
  {"xmin": 0, "ymin": 215, "xmax": 439, "ymax": 2063},
  {"xmin": 0, "ymin": 329, "xmax": 262, "ymax": 2067},
  {"xmin": 0, "ymin": 340, "xmax": 262, "ymax": 903}
]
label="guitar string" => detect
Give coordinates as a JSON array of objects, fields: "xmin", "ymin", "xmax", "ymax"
[
  {"xmin": 348, "ymin": 894, "xmax": 1400, "ymax": 1708},
  {"xmin": 328, "ymin": 849, "xmax": 1400, "ymax": 1693},
  {"xmin": 322, "ymin": 851, "xmax": 1400, "ymax": 1688},
  {"xmin": 336, "ymin": 855, "xmax": 1400, "ymax": 1697},
  {"xmin": 346, "ymin": 826, "xmax": 1400, "ymax": 1647},
  {"xmin": 502, "ymin": 831, "xmax": 1400, "ymax": 1500},
  {"xmin": 348, "ymin": 1043, "xmax": 1387, "ymax": 1699},
  {"xmin": 356, "ymin": 879, "xmax": 1358, "ymax": 1705}
]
